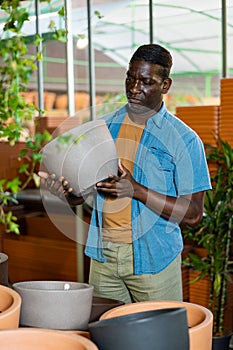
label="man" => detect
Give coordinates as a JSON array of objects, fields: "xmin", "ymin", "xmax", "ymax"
[{"xmin": 39, "ymin": 44, "xmax": 211, "ymax": 304}]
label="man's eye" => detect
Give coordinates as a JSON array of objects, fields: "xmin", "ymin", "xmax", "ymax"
[
  {"xmin": 143, "ymin": 79, "xmax": 155, "ymax": 85},
  {"xmin": 126, "ymin": 77, "xmax": 134, "ymax": 83}
]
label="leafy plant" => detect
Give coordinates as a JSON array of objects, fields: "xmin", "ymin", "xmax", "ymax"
[
  {"xmin": 0, "ymin": 0, "xmax": 64, "ymax": 234},
  {"xmin": 183, "ymin": 139, "xmax": 233, "ymax": 336}
]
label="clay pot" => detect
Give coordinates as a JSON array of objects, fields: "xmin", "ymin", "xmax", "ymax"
[
  {"xmin": 0, "ymin": 253, "xmax": 8, "ymax": 286},
  {"xmin": 13, "ymin": 281, "xmax": 94, "ymax": 330},
  {"xmin": 100, "ymin": 300, "xmax": 213, "ymax": 350},
  {"xmin": 89, "ymin": 307, "xmax": 189, "ymax": 350},
  {"xmin": 40, "ymin": 119, "xmax": 118, "ymax": 196},
  {"xmin": 89, "ymin": 296, "xmax": 125, "ymax": 322},
  {"xmin": 0, "ymin": 284, "xmax": 21, "ymax": 329},
  {"xmin": 0, "ymin": 328, "xmax": 98, "ymax": 350}
]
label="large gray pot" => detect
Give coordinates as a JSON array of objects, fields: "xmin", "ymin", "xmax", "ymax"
[
  {"xmin": 13, "ymin": 281, "xmax": 94, "ymax": 330},
  {"xmin": 40, "ymin": 119, "xmax": 118, "ymax": 196}
]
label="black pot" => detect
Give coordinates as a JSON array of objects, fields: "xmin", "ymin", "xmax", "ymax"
[
  {"xmin": 89, "ymin": 296, "xmax": 124, "ymax": 322},
  {"xmin": 0, "ymin": 253, "xmax": 8, "ymax": 286},
  {"xmin": 88, "ymin": 307, "xmax": 189, "ymax": 350},
  {"xmin": 212, "ymin": 333, "xmax": 232, "ymax": 350}
]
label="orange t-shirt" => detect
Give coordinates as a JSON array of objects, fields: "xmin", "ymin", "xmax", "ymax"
[{"xmin": 102, "ymin": 113, "xmax": 144, "ymax": 243}]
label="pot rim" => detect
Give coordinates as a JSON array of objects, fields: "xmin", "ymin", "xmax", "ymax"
[
  {"xmin": 0, "ymin": 328, "xmax": 98, "ymax": 350},
  {"xmin": 100, "ymin": 300, "xmax": 213, "ymax": 333},
  {"xmin": 0, "ymin": 285, "xmax": 21, "ymax": 316},
  {"xmin": 12, "ymin": 281, "xmax": 94, "ymax": 293},
  {"xmin": 89, "ymin": 307, "xmax": 187, "ymax": 329}
]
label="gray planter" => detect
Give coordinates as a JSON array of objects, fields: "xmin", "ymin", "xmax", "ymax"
[
  {"xmin": 40, "ymin": 119, "xmax": 118, "ymax": 196},
  {"xmin": 13, "ymin": 281, "xmax": 94, "ymax": 330},
  {"xmin": 0, "ymin": 253, "xmax": 8, "ymax": 286}
]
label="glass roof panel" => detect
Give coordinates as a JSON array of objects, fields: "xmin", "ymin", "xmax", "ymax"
[{"xmin": 0, "ymin": 0, "xmax": 232, "ymax": 75}]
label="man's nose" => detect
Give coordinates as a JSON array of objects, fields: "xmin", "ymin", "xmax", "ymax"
[{"xmin": 130, "ymin": 79, "xmax": 142, "ymax": 92}]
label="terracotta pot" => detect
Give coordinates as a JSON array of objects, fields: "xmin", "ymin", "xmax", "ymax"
[
  {"xmin": 100, "ymin": 300, "xmax": 213, "ymax": 350},
  {"xmin": 13, "ymin": 281, "xmax": 94, "ymax": 330},
  {"xmin": 89, "ymin": 296, "xmax": 125, "ymax": 322},
  {"xmin": 0, "ymin": 328, "xmax": 98, "ymax": 350},
  {"xmin": 0, "ymin": 284, "xmax": 21, "ymax": 329},
  {"xmin": 0, "ymin": 253, "xmax": 8, "ymax": 286},
  {"xmin": 89, "ymin": 307, "xmax": 189, "ymax": 350},
  {"xmin": 40, "ymin": 119, "xmax": 118, "ymax": 196}
]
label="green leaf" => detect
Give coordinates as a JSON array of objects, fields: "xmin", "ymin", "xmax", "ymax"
[
  {"xmin": 19, "ymin": 164, "xmax": 29, "ymax": 174},
  {"xmin": 94, "ymin": 10, "xmax": 103, "ymax": 19},
  {"xmin": 58, "ymin": 6, "xmax": 65, "ymax": 17}
]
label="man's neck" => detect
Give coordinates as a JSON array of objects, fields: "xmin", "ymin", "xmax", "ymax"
[{"xmin": 127, "ymin": 101, "xmax": 163, "ymax": 125}]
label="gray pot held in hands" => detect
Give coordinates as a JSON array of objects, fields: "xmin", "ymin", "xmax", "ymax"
[
  {"xmin": 13, "ymin": 281, "xmax": 94, "ymax": 330},
  {"xmin": 40, "ymin": 119, "xmax": 118, "ymax": 196}
]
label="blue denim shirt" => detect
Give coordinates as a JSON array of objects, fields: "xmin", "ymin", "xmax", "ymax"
[{"xmin": 85, "ymin": 103, "xmax": 212, "ymax": 274}]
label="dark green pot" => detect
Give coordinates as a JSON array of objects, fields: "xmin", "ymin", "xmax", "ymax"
[
  {"xmin": 0, "ymin": 253, "xmax": 8, "ymax": 286},
  {"xmin": 212, "ymin": 334, "xmax": 232, "ymax": 350}
]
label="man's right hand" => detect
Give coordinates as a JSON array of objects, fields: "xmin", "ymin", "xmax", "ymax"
[{"xmin": 38, "ymin": 171, "xmax": 84, "ymax": 206}]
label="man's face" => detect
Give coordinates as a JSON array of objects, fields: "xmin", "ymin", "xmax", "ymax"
[{"xmin": 125, "ymin": 60, "xmax": 171, "ymax": 114}]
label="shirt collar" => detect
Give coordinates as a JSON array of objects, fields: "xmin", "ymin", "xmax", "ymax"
[{"xmin": 149, "ymin": 101, "xmax": 167, "ymax": 129}]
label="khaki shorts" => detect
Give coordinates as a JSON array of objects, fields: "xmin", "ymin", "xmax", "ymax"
[{"xmin": 89, "ymin": 242, "xmax": 183, "ymax": 304}]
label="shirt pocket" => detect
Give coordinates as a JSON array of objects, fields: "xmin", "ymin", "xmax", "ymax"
[{"xmin": 145, "ymin": 147, "xmax": 175, "ymax": 194}]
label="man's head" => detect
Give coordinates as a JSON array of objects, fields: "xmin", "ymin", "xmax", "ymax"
[
  {"xmin": 125, "ymin": 44, "xmax": 173, "ymax": 118},
  {"xmin": 129, "ymin": 44, "xmax": 173, "ymax": 81}
]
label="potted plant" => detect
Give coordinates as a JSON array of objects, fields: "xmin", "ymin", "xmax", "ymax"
[{"xmin": 182, "ymin": 139, "xmax": 233, "ymax": 349}]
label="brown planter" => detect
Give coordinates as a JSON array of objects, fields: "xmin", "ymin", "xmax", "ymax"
[
  {"xmin": 0, "ymin": 284, "xmax": 22, "ymax": 329},
  {"xmin": 100, "ymin": 300, "xmax": 213, "ymax": 350},
  {"xmin": 188, "ymin": 269, "xmax": 233, "ymax": 333},
  {"xmin": 0, "ymin": 328, "xmax": 98, "ymax": 350},
  {"xmin": 90, "ymin": 296, "xmax": 125, "ymax": 322},
  {"xmin": 188, "ymin": 269, "xmax": 210, "ymax": 308}
]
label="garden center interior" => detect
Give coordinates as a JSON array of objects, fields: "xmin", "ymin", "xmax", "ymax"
[{"xmin": 0, "ymin": 1, "xmax": 233, "ymax": 348}]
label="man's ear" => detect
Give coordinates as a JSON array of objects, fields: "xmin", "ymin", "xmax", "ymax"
[{"xmin": 162, "ymin": 78, "xmax": 172, "ymax": 94}]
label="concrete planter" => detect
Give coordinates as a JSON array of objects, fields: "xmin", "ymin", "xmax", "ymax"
[
  {"xmin": 13, "ymin": 281, "xmax": 94, "ymax": 330},
  {"xmin": 100, "ymin": 300, "xmax": 213, "ymax": 350},
  {"xmin": 0, "ymin": 284, "xmax": 21, "ymax": 329},
  {"xmin": 0, "ymin": 328, "xmax": 98, "ymax": 350},
  {"xmin": 41, "ymin": 119, "xmax": 118, "ymax": 196}
]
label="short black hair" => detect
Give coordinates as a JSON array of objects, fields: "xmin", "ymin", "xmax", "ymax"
[{"xmin": 129, "ymin": 44, "xmax": 173, "ymax": 80}]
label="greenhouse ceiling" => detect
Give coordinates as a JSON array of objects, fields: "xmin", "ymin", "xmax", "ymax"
[{"xmin": 0, "ymin": 0, "xmax": 233, "ymax": 76}]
